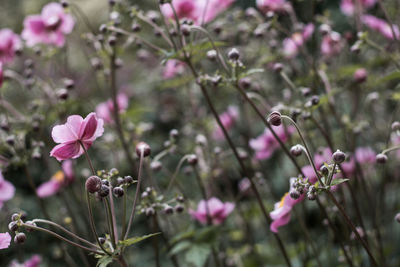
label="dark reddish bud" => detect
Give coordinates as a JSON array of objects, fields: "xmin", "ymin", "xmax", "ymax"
[
  {"xmin": 64, "ymin": 79, "xmax": 74, "ymax": 89},
  {"xmin": 11, "ymin": 213, "xmax": 19, "ymax": 221},
  {"xmin": 239, "ymin": 77, "xmax": 251, "ymax": 90},
  {"xmin": 113, "ymin": 187, "xmax": 124, "ymax": 197},
  {"xmin": 395, "ymin": 213, "xmax": 400, "ymax": 223},
  {"xmin": 57, "ymin": 88, "xmax": 69, "ymax": 100},
  {"xmin": 175, "ymin": 204, "xmax": 184, "ymax": 213},
  {"xmin": 131, "ymin": 23, "xmax": 141, "ymax": 32},
  {"xmin": 181, "ymin": 24, "xmax": 191, "ymax": 36},
  {"xmin": 99, "ymin": 185, "xmax": 110, "ymax": 197},
  {"xmin": 228, "ymin": 48, "xmax": 240, "ymax": 61},
  {"xmin": 124, "ymin": 176, "xmax": 133, "ymax": 184},
  {"xmin": 169, "ymin": 129, "xmax": 179, "ymax": 138},
  {"xmin": 187, "ymin": 154, "xmax": 198, "ymax": 165},
  {"xmin": 163, "ymin": 205, "xmax": 174, "ymax": 214},
  {"xmin": 268, "ymin": 111, "xmax": 282, "ymax": 126},
  {"xmin": 376, "ymin": 153, "xmax": 388, "ymax": 164},
  {"xmin": 290, "ymin": 145, "xmax": 302, "ymax": 157},
  {"xmin": 273, "ymin": 63, "xmax": 283, "ymax": 73},
  {"xmin": 320, "ymin": 165, "xmax": 329, "ymax": 176},
  {"xmin": 61, "ymin": 0, "xmax": 69, "ymax": 8},
  {"xmin": 146, "ymin": 207, "xmax": 155, "ymax": 217},
  {"xmin": 8, "ymin": 221, "xmax": 18, "ymax": 232},
  {"xmin": 136, "ymin": 142, "xmax": 151, "ymax": 157},
  {"xmin": 6, "ymin": 135, "xmax": 15, "ymax": 146},
  {"xmin": 310, "ymin": 95, "xmax": 320, "ymax": 105},
  {"xmin": 86, "ymin": 176, "xmax": 102, "ymax": 194},
  {"xmin": 391, "ymin": 121, "xmax": 400, "ymax": 131},
  {"xmin": 99, "ymin": 237, "xmax": 106, "ymax": 244},
  {"xmin": 176, "ymin": 196, "xmax": 184, "ymax": 202},
  {"xmin": 301, "ymin": 87, "xmax": 311, "ymax": 97},
  {"xmin": 332, "ymin": 150, "xmax": 346, "ymax": 164},
  {"xmin": 207, "ymin": 50, "xmax": 217, "ymax": 61},
  {"xmin": 14, "ymin": 233, "xmax": 26, "ymax": 244},
  {"xmin": 289, "ymin": 190, "xmax": 300, "ymax": 199},
  {"xmin": 108, "ymin": 35, "xmax": 117, "ymax": 46},
  {"xmin": 116, "ymin": 177, "xmax": 124, "ymax": 186},
  {"xmin": 353, "ymin": 68, "xmax": 367, "ymax": 83}
]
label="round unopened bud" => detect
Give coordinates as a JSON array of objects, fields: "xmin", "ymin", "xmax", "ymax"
[
  {"xmin": 57, "ymin": 88, "xmax": 69, "ymax": 100},
  {"xmin": 131, "ymin": 23, "xmax": 141, "ymax": 32},
  {"xmin": 99, "ymin": 24, "xmax": 107, "ymax": 33},
  {"xmin": 395, "ymin": 213, "xmax": 400, "ymax": 223},
  {"xmin": 64, "ymin": 79, "xmax": 74, "ymax": 89},
  {"xmin": 290, "ymin": 145, "xmax": 302, "ymax": 157},
  {"xmin": 19, "ymin": 211, "xmax": 27, "ymax": 221},
  {"xmin": 124, "ymin": 176, "xmax": 133, "ymax": 184},
  {"xmin": 391, "ymin": 121, "xmax": 400, "ymax": 131},
  {"xmin": 228, "ymin": 48, "xmax": 240, "ymax": 61},
  {"xmin": 0, "ymin": 122, "xmax": 10, "ymax": 132},
  {"xmin": 353, "ymin": 68, "xmax": 367, "ymax": 83},
  {"xmin": 150, "ymin": 161, "xmax": 162, "ymax": 172},
  {"xmin": 320, "ymin": 165, "xmax": 329, "ymax": 176},
  {"xmin": 85, "ymin": 176, "xmax": 102, "ymax": 193},
  {"xmin": 170, "ymin": 129, "xmax": 179, "ymax": 138},
  {"xmin": 61, "ymin": 0, "xmax": 69, "ymax": 8},
  {"xmin": 146, "ymin": 207, "xmax": 155, "ymax": 217},
  {"xmin": 164, "ymin": 205, "xmax": 174, "ymax": 214},
  {"xmin": 136, "ymin": 142, "xmax": 151, "ymax": 157},
  {"xmin": 332, "ymin": 150, "xmax": 346, "ymax": 164},
  {"xmin": 6, "ymin": 135, "xmax": 15, "ymax": 146},
  {"xmin": 113, "ymin": 187, "xmax": 124, "ymax": 197},
  {"xmin": 141, "ymin": 191, "xmax": 149, "ymax": 198},
  {"xmin": 99, "ymin": 237, "xmax": 106, "ymax": 244},
  {"xmin": 116, "ymin": 177, "xmax": 124, "ymax": 186},
  {"xmin": 102, "ymin": 179, "xmax": 110, "ymax": 186},
  {"xmin": 181, "ymin": 24, "xmax": 190, "ymax": 36},
  {"xmin": 272, "ymin": 63, "xmax": 283, "ymax": 73},
  {"xmin": 289, "ymin": 190, "xmax": 301, "ymax": 199},
  {"xmin": 376, "ymin": 153, "xmax": 388, "ymax": 164},
  {"xmin": 176, "ymin": 196, "xmax": 184, "ymax": 202},
  {"xmin": 187, "ymin": 154, "xmax": 198, "ymax": 165},
  {"xmin": 108, "ymin": 35, "xmax": 117, "ymax": 46},
  {"xmin": 175, "ymin": 204, "xmax": 184, "ymax": 213},
  {"xmin": 8, "ymin": 221, "xmax": 18, "ymax": 232},
  {"xmin": 108, "ymin": 0, "xmax": 116, "ymax": 6},
  {"xmin": 207, "ymin": 50, "xmax": 217, "ymax": 61},
  {"xmin": 99, "ymin": 185, "xmax": 110, "ymax": 197},
  {"xmin": 310, "ymin": 95, "xmax": 320, "ymax": 105},
  {"xmin": 301, "ymin": 87, "xmax": 311, "ymax": 97},
  {"xmin": 307, "ymin": 192, "xmax": 316, "ymax": 200},
  {"xmin": 14, "ymin": 233, "xmax": 26, "ymax": 244},
  {"xmin": 239, "ymin": 77, "xmax": 251, "ymax": 90},
  {"xmin": 11, "ymin": 213, "xmax": 19, "ymax": 221},
  {"xmin": 268, "ymin": 111, "xmax": 282, "ymax": 126}
]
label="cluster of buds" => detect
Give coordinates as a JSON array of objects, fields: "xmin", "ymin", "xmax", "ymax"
[
  {"xmin": 289, "ymin": 177, "xmax": 309, "ymax": 200},
  {"xmin": 8, "ymin": 212, "xmax": 33, "ymax": 245},
  {"xmin": 139, "ymin": 187, "xmax": 184, "ymax": 217}
]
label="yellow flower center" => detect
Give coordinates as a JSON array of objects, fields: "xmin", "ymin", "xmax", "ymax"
[
  {"xmin": 52, "ymin": 171, "xmax": 65, "ymax": 183},
  {"xmin": 279, "ymin": 192, "xmax": 289, "ymax": 208}
]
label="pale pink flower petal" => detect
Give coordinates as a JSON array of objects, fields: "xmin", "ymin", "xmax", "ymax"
[
  {"xmin": 0, "ymin": 171, "xmax": 15, "ymax": 203},
  {"xmin": 37, "ymin": 179, "xmax": 62, "ymax": 198},
  {"xmin": 0, "ymin": 232, "xmax": 11, "ymax": 249}
]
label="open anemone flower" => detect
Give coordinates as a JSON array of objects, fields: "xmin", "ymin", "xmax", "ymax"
[
  {"xmin": 22, "ymin": 2, "xmax": 74, "ymax": 47},
  {"xmin": 0, "ymin": 170, "xmax": 15, "ymax": 209},
  {"xmin": 0, "ymin": 29, "xmax": 22, "ymax": 63},
  {"xmin": 189, "ymin": 197, "xmax": 235, "ymax": 225},
  {"xmin": 95, "ymin": 93, "xmax": 129, "ymax": 124},
  {"xmin": 161, "ymin": 0, "xmax": 234, "ymax": 25},
  {"xmin": 270, "ymin": 178, "xmax": 305, "ymax": 233},
  {"xmin": 0, "ymin": 232, "xmax": 11, "ymax": 250},
  {"xmin": 36, "ymin": 161, "xmax": 75, "ymax": 198},
  {"xmin": 50, "ymin": 113, "xmax": 104, "ymax": 161},
  {"xmin": 361, "ymin": 15, "xmax": 400, "ymax": 40}
]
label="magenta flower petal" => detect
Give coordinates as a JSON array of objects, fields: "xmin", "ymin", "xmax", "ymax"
[
  {"xmin": 80, "ymin": 113, "xmax": 99, "ymax": 140},
  {"xmin": 62, "ymin": 160, "xmax": 75, "ymax": 183},
  {"xmin": 0, "ymin": 232, "xmax": 11, "ymax": 249},
  {"xmin": 0, "ymin": 171, "xmax": 15, "ymax": 203},
  {"xmin": 24, "ymin": 255, "xmax": 42, "ymax": 267},
  {"xmin": 37, "ymin": 179, "xmax": 62, "ymax": 198},
  {"xmin": 190, "ymin": 197, "xmax": 235, "ymax": 225},
  {"xmin": 50, "ymin": 142, "xmax": 81, "ymax": 161}
]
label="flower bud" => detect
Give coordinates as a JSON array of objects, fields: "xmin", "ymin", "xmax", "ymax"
[
  {"xmin": 289, "ymin": 190, "xmax": 301, "ymax": 199},
  {"xmin": 332, "ymin": 150, "xmax": 346, "ymax": 164},
  {"xmin": 150, "ymin": 161, "xmax": 162, "ymax": 172},
  {"xmin": 6, "ymin": 135, "xmax": 15, "ymax": 146},
  {"xmin": 146, "ymin": 207, "xmax": 155, "ymax": 217},
  {"xmin": 181, "ymin": 24, "xmax": 191, "ymax": 36},
  {"xmin": 353, "ymin": 68, "xmax": 367, "ymax": 83},
  {"xmin": 57, "ymin": 88, "xmax": 69, "ymax": 100},
  {"xmin": 136, "ymin": 142, "xmax": 151, "ymax": 157},
  {"xmin": 206, "ymin": 50, "xmax": 217, "ymax": 61},
  {"xmin": 175, "ymin": 204, "xmax": 184, "ymax": 213},
  {"xmin": 108, "ymin": 35, "xmax": 117, "ymax": 46},
  {"xmin": 176, "ymin": 196, "xmax": 184, "ymax": 202},
  {"xmin": 307, "ymin": 192, "xmax": 316, "ymax": 201},
  {"xmin": 187, "ymin": 154, "xmax": 198, "ymax": 165},
  {"xmin": 99, "ymin": 185, "xmax": 110, "ymax": 197},
  {"xmin": 141, "ymin": 191, "xmax": 149, "ymax": 198},
  {"xmin": 85, "ymin": 176, "xmax": 102, "ymax": 194},
  {"xmin": 131, "ymin": 23, "xmax": 141, "ymax": 32},
  {"xmin": 99, "ymin": 237, "xmax": 106, "ymax": 244},
  {"xmin": 376, "ymin": 153, "xmax": 388, "ymax": 164},
  {"xmin": 64, "ymin": 78, "xmax": 74, "ymax": 90},
  {"xmin": 116, "ymin": 177, "xmax": 124, "ymax": 186},
  {"xmin": 310, "ymin": 95, "xmax": 320, "ymax": 105},
  {"xmin": 267, "ymin": 111, "xmax": 282, "ymax": 126},
  {"xmin": 273, "ymin": 63, "xmax": 283, "ymax": 73},
  {"xmin": 61, "ymin": 0, "xmax": 69, "ymax": 8},
  {"xmin": 14, "ymin": 233, "xmax": 26, "ymax": 244},
  {"xmin": 124, "ymin": 176, "xmax": 134, "ymax": 184},
  {"xmin": 320, "ymin": 165, "xmax": 329, "ymax": 176},
  {"xmin": 239, "ymin": 77, "xmax": 251, "ymax": 90},
  {"xmin": 8, "ymin": 221, "xmax": 18, "ymax": 232},
  {"xmin": 113, "ymin": 187, "xmax": 124, "ymax": 197},
  {"xmin": 11, "ymin": 213, "xmax": 19, "ymax": 221},
  {"xmin": 228, "ymin": 48, "xmax": 240, "ymax": 61},
  {"xmin": 163, "ymin": 205, "xmax": 174, "ymax": 214},
  {"xmin": 391, "ymin": 121, "xmax": 400, "ymax": 131},
  {"xmin": 301, "ymin": 87, "xmax": 311, "ymax": 97},
  {"xmin": 169, "ymin": 129, "xmax": 179, "ymax": 138},
  {"xmin": 395, "ymin": 213, "xmax": 400, "ymax": 223},
  {"xmin": 290, "ymin": 145, "xmax": 302, "ymax": 157}
]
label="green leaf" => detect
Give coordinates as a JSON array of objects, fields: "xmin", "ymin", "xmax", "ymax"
[
  {"xmin": 96, "ymin": 256, "xmax": 113, "ymax": 267},
  {"xmin": 119, "ymin": 232, "xmax": 161, "ymax": 247},
  {"xmin": 378, "ymin": 71, "xmax": 400, "ymax": 83},
  {"xmin": 330, "ymin": 178, "xmax": 349, "ymax": 186},
  {"xmin": 169, "ymin": 241, "xmax": 192, "ymax": 256},
  {"xmin": 240, "ymin": 68, "xmax": 264, "ymax": 78},
  {"xmin": 185, "ymin": 244, "xmax": 211, "ymax": 267}
]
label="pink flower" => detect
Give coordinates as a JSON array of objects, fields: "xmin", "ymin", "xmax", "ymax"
[
  {"xmin": 355, "ymin": 147, "xmax": 376, "ymax": 164},
  {"xmin": 96, "ymin": 93, "xmax": 129, "ymax": 124},
  {"xmin": 213, "ymin": 106, "xmax": 239, "ymax": 140},
  {"xmin": 0, "ymin": 232, "xmax": 11, "ymax": 249},
  {"xmin": 50, "ymin": 113, "xmax": 104, "ymax": 161},
  {"xmin": 353, "ymin": 68, "xmax": 367, "ymax": 83},
  {"xmin": 362, "ymin": 15, "xmax": 400, "ymax": 40},
  {"xmin": 270, "ymin": 178, "xmax": 304, "ymax": 233},
  {"xmin": 9, "ymin": 255, "xmax": 42, "ymax": 267},
  {"xmin": 340, "ymin": 0, "xmax": 376, "ymax": 16},
  {"xmin": 0, "ymin": 29, "xmax": 22, "ymax": 63},
  {"xmin": 0, "ymin": 62, "xmax": 3, "ymax": 88},
  {"xmin": 163, "ymin": 60, "xmax": 185, "ymax": 79},
  {"xmin": 249, "ymin": 125, "xmax": 295, "ymax": 160},
  {"xmin": 161, "ymin": 0, "xmax": 234, "ymax": 25},
  {"xmin": 282, "ymin": 24, "xmax": 314, "ymax": 58},
  {"xmin": 256, "ymin": 0, "xmax": 291, "ymax": 13},
  {"xmin": 37, "ymin": 161, "xmax": 75, "ymax": 198},
  {"xmin": 0, "ymin": 171, "xmax": 15, "ymax": 209},
  {"xmin": 321, "ymin": 31, "xmax": 343, "ymax": 58},
  {"xmin": 189, "ymin": 197, "xmax": 235, "ymax": 225},
  {"xmin": 22, "ymin": 2, "xmax": 74, "ymax": 47}
]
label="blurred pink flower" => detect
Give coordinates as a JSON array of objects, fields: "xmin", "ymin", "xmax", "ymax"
[
  {"xmin": 238, "ymin": 177, "xmax": 251, "ymax": 194},
  {"xmin": 0, "ymin": 29, "xmax": 22, "ymax": 63},
  {"xmin": 256, "ymin": 0, "xmax": 290, "ymax": 13},
  {"xmin": 9, "ymin": 255, "xmax": 42, "ymax": 267},
  {"xmin": 189, "ymin": 197, "xmax": 235, "ymax": 225},
  {"xmin": 340, "ymin": 0, "xmax": 376, "ymax": 16},
  {"xmin": 161, "ymin": 0, "xmax": 234, "ymax": 25},
  {"xmin": 0, "ymin": 171, "xmax": 15, "ymax": 209},
  {"xmin": 362, "ymin": 15, "xmax": 400, "ymax": 40},
  {"xmin": 283, "ymin": 24, "xmax": 314, "ymax": 58},
  {"xmin": 96, "ymin": 93, "xmax": 129, "ymax": 124},
  {"xmin": 355, "ymin": 147, "xmax": 376, "ymax": 164},
  {"xmin": 321, "ymin": 31, "xmax": 343, "ymax": 58},
  {"xmin": 37, "ymin": 161, "xmax": 74, "ymax": 198},
  {"xmin": 353, "ymin": 68, "xmax": 367, "ymax": 83},
  {"xmin": 213, "ymin": 106, "xmax": 239, "ymax": 140},
  {"xmin": 249, "ymin": 125, "xmax": 295, "ymax": 160},
  {"xmin": 163, "ymin": 60, "xmax": 185, "ymax": 79},
  {"xmin": 22, "ymin": 2, "xmax": 74, "ymax": 47},
  {"xmin": 50, "ymin": 113, "xmax": 104, "ymax": 161},
  {"xmin": 0, "ymin": 232, "xmax": 11, "ymax": 249},
  {"xmin": 0, "ymin": 62, "xmax": 3, "ymax": 88},
  {"xmin": 270, "ymin": 178, "xmax": 304, "ymax": 233}
]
